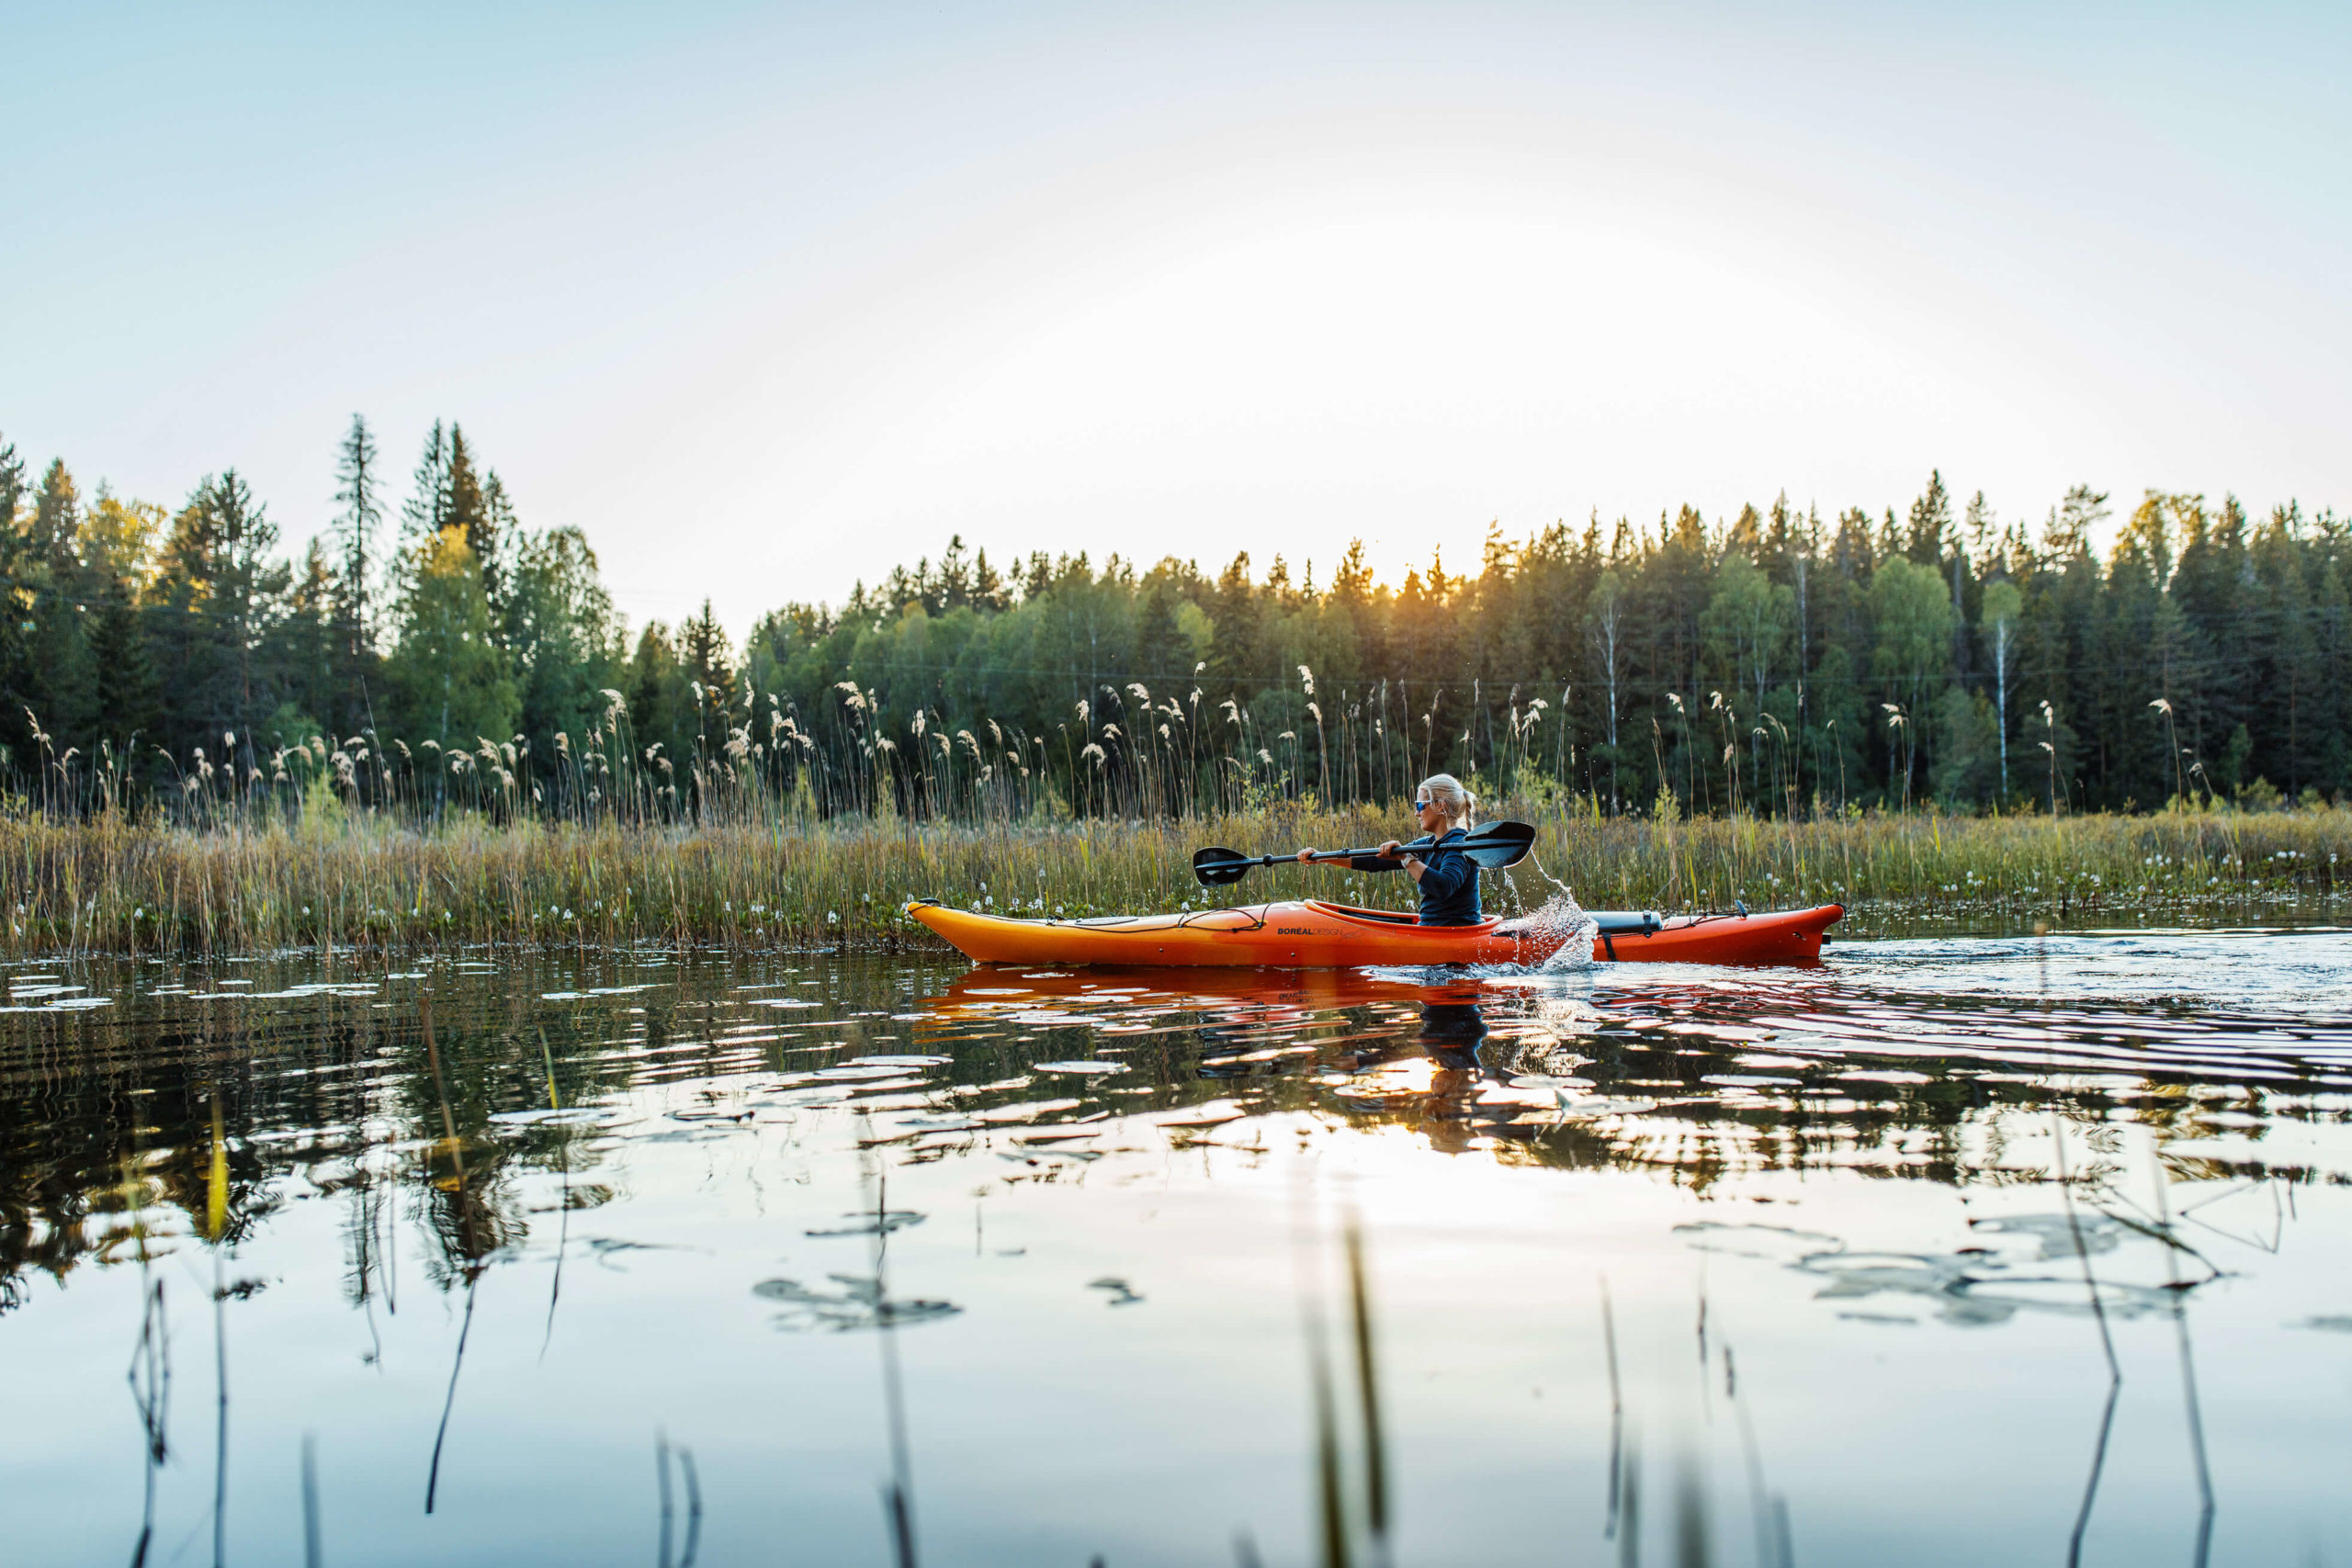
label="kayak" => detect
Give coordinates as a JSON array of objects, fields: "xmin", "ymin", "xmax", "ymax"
[{"xmin": 906, "ymin": 897, "xmax": 1842, "ymax": 968}]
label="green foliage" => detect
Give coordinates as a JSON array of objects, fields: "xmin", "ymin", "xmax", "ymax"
[
  {"xmin": 508, "ymin": 526, "xmax": 625, "ymax": 744},
  {"xmin": 1, "ymin": 429, "xmax": 2347, "ymax": 827},
  {"xmin": 260, "ymin": 703, "xmax": 323, "ymax": 751},
  {"xmin": 1928, "ymin": 686, "xmax": 1999, "ymax": 806},
  {"xmin": 387, "ymin": 525, "xmax": 517, "ymax": 748}
]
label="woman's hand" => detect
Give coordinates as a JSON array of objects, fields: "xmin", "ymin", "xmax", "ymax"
[
  {"xmin": 1375, "ymin": 839, "xmax": 1404, "ymax": 861},
  {"xmin": 1377, "ymin": 839, "xmax": 1426, "ymax": 881},
  {"xmin": 1295, "ymin": 847, "xmax": 1317, "ymax": 864}
]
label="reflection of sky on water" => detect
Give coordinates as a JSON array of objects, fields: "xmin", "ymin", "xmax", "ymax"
[{"xmin": 2, "ymin": 934, "xmax": 2350, "ymax": 1565}]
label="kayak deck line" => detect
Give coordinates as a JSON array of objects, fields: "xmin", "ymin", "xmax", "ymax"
[
  {"xmin": 904, "ymin": 897, "xmax": 1842, "ymax": 969},
  {"xmin": 906, "ymin": 897, "xmax": 1273, "ymax": 933}
]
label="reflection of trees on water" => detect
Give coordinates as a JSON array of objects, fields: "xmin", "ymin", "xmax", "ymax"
[
  {"xmin": 0, "ymin": 955, "xmax": 684, "ymax": 1307},
  {"xmin": 0, "ymin": 1025, "xmax": 282, "ymax": 1306}
]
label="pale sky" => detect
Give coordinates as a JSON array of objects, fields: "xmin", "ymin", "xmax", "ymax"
[{"xmin": 6, "ymin": 2, "xmax": 2347, "ymax": 635}]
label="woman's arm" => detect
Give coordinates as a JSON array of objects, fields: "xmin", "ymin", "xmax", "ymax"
[
  {"xmin": 1413, "ymin": 847, "xmax": 1471, "ymax": 898},
  {"xmin": 1299, "ymin": 842, "xmax": 1415, "ymax": 873}
]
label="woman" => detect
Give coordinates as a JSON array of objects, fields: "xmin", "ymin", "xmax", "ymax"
[{"xmin": 1295, "ymin": 773, "xmax": 1483, "ymax": 926}]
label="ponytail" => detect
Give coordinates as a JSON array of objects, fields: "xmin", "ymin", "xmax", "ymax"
[{"xmin": 1419, "ymin": 773, "xmax": 1476, "ymax": 828}]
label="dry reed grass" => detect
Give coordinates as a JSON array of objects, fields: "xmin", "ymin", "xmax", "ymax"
[{"xmin": 2, "ymin": 798, "xmax": 2344, "ymax": 959}]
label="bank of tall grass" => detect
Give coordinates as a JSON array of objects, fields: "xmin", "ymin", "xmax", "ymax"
[{"xmin": 1, "ymin": 797, "xmax": 2345, "ymax": 959}]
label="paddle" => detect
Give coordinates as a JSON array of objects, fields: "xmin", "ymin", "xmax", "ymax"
[{"xmin": 1191, "ymin": 819, "xmax": 1536, "ymax": 886}]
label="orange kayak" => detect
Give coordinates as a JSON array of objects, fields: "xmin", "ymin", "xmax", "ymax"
[{"xmin": 906, "ymin": 898, "xmax": 1841, "ymax": 968}]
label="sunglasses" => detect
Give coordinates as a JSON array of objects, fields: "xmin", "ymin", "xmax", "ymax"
[{"xmin": 1415, "ymin": 797, "xmax": 1442, "ymax": 811}]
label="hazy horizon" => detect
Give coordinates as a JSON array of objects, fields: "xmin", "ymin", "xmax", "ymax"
[{"xmin": 9, "ymin": 1, "xmax": 2347, "ymax": 636}]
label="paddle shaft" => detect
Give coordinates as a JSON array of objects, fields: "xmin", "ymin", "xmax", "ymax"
[
  {"xmin": 1192, "ymin": 820, "xmax": 1532, "ymax": 886},
  {"xmin": 1194, "ymin": 844, "xmax": 1420, "ymax": 876}
]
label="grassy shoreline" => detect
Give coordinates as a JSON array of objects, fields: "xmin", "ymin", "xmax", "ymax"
[{"xmin": 3, "ymin": 801, "xmax": 2346, "ymax": 959}]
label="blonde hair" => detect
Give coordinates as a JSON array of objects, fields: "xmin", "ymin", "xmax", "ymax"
[{"xmin": 1418, "ymin": 773, "xmax": 1476, "ymax": 827}]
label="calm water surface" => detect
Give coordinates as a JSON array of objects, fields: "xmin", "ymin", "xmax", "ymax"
[{"xmin": 5, "ymin": 931, "xmax": 2350, "ymax": 1566}]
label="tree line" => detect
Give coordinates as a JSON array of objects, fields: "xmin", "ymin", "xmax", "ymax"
[{"xmin": 2, "ymin": 416, "xmax": 2346, "ymax": 822}]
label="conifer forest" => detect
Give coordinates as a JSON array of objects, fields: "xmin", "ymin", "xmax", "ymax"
[{"xmin": 5, "ymin": 415, "xmax": 2346, "ymax": 829}]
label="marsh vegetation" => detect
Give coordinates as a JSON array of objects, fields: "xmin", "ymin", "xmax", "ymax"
[{"xmin": 1, "ymin": 793, "xmax": 2344, "ymax": 957}]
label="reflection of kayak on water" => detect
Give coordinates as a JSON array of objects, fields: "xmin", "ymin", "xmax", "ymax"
[
  {"xmin": 907, "ymin": 897, "xmax": 1841, "ymax": 969},
  {"xmin": 924, "ymin": 961, "xmax": 1480, "ymax": 1013}
]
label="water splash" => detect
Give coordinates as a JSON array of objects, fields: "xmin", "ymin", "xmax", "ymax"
[
  {"xmin": 1530, "ymin": 894, "xmax": 1600, "ymax": 973},
  {"xmin": 1518, "ymin": 853, "xmax": 1600, "ymax": 972}
]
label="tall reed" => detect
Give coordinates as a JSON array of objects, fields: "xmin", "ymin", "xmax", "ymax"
[{"xmin": 0, "ymin": 795, "xmax": 2342, "ymax": 958}]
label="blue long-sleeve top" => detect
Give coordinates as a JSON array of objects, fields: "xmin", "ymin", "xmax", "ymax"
[{"xmin": 1349, "ymin": 828, "xmax": 1482, "ymax": 926}]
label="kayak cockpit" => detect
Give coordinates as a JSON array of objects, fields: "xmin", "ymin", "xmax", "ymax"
[{"xmin": 1304, "ymin": 900, "xmax": 1498, "ymax": 933}]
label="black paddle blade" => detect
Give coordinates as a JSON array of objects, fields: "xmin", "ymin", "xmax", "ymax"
[
  {"xmin": 1192, "ymin": 847, "xmax": 1254, "ymax": 886},
  {"xmin": 1458, "ymin": 819, "xmax": 1536, "ymax": 869}
]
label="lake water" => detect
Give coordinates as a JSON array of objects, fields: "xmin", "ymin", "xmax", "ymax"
[{"xmin": 5, "ymin": 929, "xmax": 2350, "ymax": 1566}]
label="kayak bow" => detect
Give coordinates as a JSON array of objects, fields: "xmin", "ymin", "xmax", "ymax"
[{"xmin": 905, "ymin": 897, "xmax": 1840, "ymax": 968}]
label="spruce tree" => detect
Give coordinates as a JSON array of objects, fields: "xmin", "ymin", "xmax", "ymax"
[
  {"xmin": 0, "ymin": 437, "xmax": 28, "ymax": 760},
  {"xmin": 149, "ymin": 472, "xmax": 283, "ymax": 760},
  {"xmin": 331, "ymin": 413, "xmax": 381, "ymax": 660},
  {"xmin": 479, "ymin": 468, "xmax": 518, "ymax": 632},
  {"xmin": 88, "ymin": 592, "xmax": 162, "ymax": 759},
  {"xmin": 679, "ymin": 599, "xmax": 737, "ymax": 758},
  {"xmin": 30, "ymin": 458, "xmax": 80, "ymax": 571},
  {"xmin": 628, "ymin": 621, "xmax": 686, "ymax": 766},
  {"xmin": 1905, "ymin": 471, "xmax": 1951, "ymax": 566},
  {"xmin": 23, "ymin": 459, "xmax": 96, "ymax": 745},
  {"xmin": 0, "ymin": 437, "xmax": 23, "ymax": 531},
  {"xmin": 401, "ymin": 422, "xmax": 451, "ymax": 548}
]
